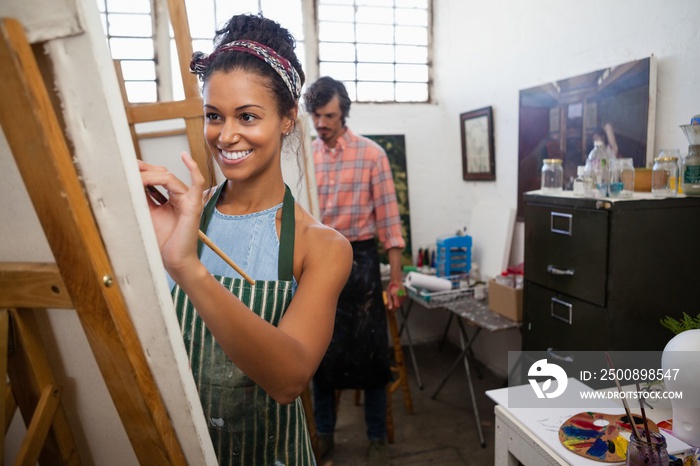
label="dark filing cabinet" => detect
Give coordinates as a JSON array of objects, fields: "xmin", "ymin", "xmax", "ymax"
[{"xmin": 522, "ymin": 192, "xmax": 700, "ymax": 354}]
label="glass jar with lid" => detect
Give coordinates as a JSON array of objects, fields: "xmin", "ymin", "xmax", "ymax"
[
  {"xmin": 541, "ymin": 158, "xmax": 563, "ymax": 194},
  {"xmin": 651, "ymin": 156, "xmax": 679, "ymax": 197},
  {"xmin": 609, "ymin": 158, "xmax": 635, "ymax": 198}
]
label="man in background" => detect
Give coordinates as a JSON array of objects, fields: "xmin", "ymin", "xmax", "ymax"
[{"xmin": 304, "ymin": 76, "xmax": 406, "ymax": 466}]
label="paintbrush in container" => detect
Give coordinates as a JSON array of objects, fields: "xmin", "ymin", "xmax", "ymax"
[
  {"xmin": 605, "ymin": 352, "xmax": 642, "ymax": 440},
  {"xmin": 145, "ymin": 185, "xmax": 255, "ymax": 285},
  {"xmin": 634, "ymin": 380, "xmax": 653, "ymax": 443}
]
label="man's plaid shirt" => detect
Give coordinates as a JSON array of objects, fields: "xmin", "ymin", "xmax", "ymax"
[{"xmin": 312, "ymin": 127, "xmax": 405, "ymax": 251}]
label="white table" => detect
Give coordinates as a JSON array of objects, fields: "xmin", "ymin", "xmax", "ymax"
[{"xmin": 488, "ymin": 380, "xmax": 692, "ymax": 466}]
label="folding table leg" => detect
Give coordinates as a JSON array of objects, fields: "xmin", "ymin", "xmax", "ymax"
[
  {"xmin": 397, "ymin": 300, "xmax": 423, "ymax": 390},
  {"xmin": 430, "ymin": 322, "xmax": 486, "ymax": 448},
  {"xmin": 437, "ymin": 313, "xmax": 453, "ymax": 352}
]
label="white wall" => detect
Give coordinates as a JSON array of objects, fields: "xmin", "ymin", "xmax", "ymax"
[
  {"xmin": 345, "ymin": 0, "xmax": 700, "ymax": 376},
  {"xmin": 140, "ymin": 0, "xmax": 700, "ymax": 377},
  {"xmin": 349, "ymin": 0, "xmax": 700, "ymax": 267}
]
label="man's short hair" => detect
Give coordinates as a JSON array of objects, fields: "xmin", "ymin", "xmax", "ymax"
[{"xmin": 303, "ymin": 76, "xmax": 351, "ymax": 125}]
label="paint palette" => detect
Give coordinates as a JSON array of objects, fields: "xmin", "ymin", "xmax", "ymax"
[{"xmin": 558, "ymin": 412, "xmax": 659, "ymax": 462}]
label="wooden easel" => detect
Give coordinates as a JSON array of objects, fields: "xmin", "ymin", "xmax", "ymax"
[
  {"xmin": 115, "ymin": 0, "xmax": 213, "ymax": 178},
  {"xmin": 0, "ymin": 17, "xmax": 188, "ymax": 465}
]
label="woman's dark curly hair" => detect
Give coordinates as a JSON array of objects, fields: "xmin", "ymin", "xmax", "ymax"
[{"xmin": 201, "ymin": 14, "xmax": 306, "ymax": 119}]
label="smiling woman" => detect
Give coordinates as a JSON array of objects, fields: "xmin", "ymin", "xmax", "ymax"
[{"xmin": 139, "ymin": 12, "xmax": 352, "ymax": 465}]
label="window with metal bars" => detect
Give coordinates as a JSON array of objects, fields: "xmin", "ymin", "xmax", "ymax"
[
  {"xmin": 97, "ymin": 0, "xmax": 430, "ymax": 104},
  {"xmin": 97, "ymin": 0, "xmax": 158, "ymax": 102},
  {"xmin": 317, "ymin": 0, "xmax": 431, "ymax": 103}
]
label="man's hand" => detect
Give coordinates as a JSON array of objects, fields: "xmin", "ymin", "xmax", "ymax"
[{"xmin": 386, "ymin": 282, "xmax": 406, "ymax": 311}]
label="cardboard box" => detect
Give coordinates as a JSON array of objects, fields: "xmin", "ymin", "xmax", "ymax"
[{"xmin": 488, "ymin": 279, "xmax": 523, "ymax": 322}]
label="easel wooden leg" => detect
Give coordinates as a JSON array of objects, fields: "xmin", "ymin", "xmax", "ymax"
[
  {"xmin": 5, "ymin": 382, "xmax": 18, "ymax": 434},
  {"xmin": 1, "ymin": 309, "xmax": 8, "ymax": 459},
  {"xmin": 385, "ymin": 302, "xmax": 414, "ymax": 445},
  {"xmin": 0, "ymin": 17, "xmax": 188, "ymax": 465},
  {"xmin": 5, "ymin": 308, "xmax": 80, "ymax": 465},
  {"xmin": 16, "ymin": 384, "xmax": 62, "ymax": 466}
]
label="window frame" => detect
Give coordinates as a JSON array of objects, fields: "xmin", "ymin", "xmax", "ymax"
[
  {"xmin": 99, "ymin": 0, "xmax": 432, "ymax": 105},
  {"xmin": 313, "ymin": 0, "xmax": 433, "ymax": 104}
]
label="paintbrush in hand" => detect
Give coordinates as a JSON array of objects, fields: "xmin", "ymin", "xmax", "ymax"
[{"xmin": 145, "ymin": 185, "xmax": 255, "ymax": 285}]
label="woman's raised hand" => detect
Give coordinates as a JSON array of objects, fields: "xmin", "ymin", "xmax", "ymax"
[{"xmin": 139, "ymin": 152, "xmax": 206, "ymax": 275}]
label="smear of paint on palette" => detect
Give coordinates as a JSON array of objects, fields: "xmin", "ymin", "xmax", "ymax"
[{"xmin": 558, "ymin": 412, "xmax": 659, "ymax": 463}]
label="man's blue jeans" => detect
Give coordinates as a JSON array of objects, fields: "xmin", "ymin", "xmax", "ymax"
[{"xmin": 313, "ymin": 381, "xmax": 387, "ymax": 441}]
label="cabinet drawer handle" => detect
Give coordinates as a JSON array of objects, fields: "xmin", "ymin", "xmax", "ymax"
[
  {"xmin": 550, "ymin": 297, "xmax": 572, "ymax": 324},
  {"xmin": 547, "ymin": 265, "xmax": 575, "ymax": 276},
  {"xmin": 550, "ymin": 212, "xmax": 573, "ymax": 235}
]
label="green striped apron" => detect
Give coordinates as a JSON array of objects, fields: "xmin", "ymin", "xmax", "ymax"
[{"xmin": 173, "ymin": 185, "xmax": 315, "ymax": 466}]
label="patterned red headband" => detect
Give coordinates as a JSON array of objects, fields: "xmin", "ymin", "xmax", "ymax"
[{"xmin": 190, "ymin": 39, "xmax": 302, "ymax": 99}]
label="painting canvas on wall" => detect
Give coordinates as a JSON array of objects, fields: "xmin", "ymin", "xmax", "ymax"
[
  {"xmin": 516, "ymin": 57, "xmax": 657, "ymax": 219},
  {"xmin": 366, "ymin": 134, "xmax": 413, "ymax": 266}
]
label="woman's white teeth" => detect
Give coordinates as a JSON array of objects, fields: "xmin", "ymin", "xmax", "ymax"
[{"xmin": 222, "ymin": 149, "xmax": 252, "ymax": 160}]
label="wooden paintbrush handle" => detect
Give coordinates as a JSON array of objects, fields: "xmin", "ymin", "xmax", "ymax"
[
  {"xmin": 145, "ymin": 186, "xmax": 255, "ymax": 285},
  {"xmin": 197, "ymin": 230, "xmax": 255, "ymax": 285}
]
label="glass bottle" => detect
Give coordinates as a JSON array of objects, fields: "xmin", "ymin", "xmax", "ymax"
[
  {"xmin": 573, "ymin": 166, "xmax": 585, "ymax": 196},
  {"xmin": 609, "ymin": 158, "xmax": 635, "ymax": 198},
  {"xmin": 625, "ymin": 430, "xmax": 669, "ymax": 466},
  {"xmin": 541, "ymin": 159, "xmax": 563, "ymax": 194},
  {"xmin": 652, "ymin": 156, "xmax": 679, "ymax": 197},
  {"xmin": 682, "ymin": 144, "xmax": 700, "ymax": 195},
  {"xmin": 584, "ymin": 140, "xmax": 610, "ymax": 198}
]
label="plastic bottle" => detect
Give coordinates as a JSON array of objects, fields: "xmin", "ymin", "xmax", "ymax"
[
  {"xmin": 573, "ymin": 166, "xmax": 585, "ymax": 196},
  {"xmin": 584, "ymin": 140, "xmax": 610, "ymax": 198},
  {"xmin": 682, "ymin": 145, "xmax": 700, "ymax": 195},
  {"xmin": 470, "ymin": 262, "xmax": 480, "ymax": 283}
]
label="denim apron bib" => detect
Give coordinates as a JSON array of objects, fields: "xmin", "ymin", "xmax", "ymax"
[{"xmin": 172, "ymin": 185, "xmax": 315, "ymax": 466}]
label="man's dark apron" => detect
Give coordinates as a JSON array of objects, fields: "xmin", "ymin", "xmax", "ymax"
[
  {"xmin": 172, "ymin": 185, "xmax": 315, "ymax": 466},
  {"xmin": 313, "ymin": 238, "xmax": 391, "ymax": 390}
]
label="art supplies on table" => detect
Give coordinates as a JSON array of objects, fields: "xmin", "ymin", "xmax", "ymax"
[
  {"xmin": 558, "ymin": 411, "xmax": 660, "ymax": 463},
  {"xmin": 404, "ymin": 271, "xmax": 452, "ymax": 292},
  {"xmin": 486, "ymin": 378, "xmax": 693, "ymax": 466},
  {"xmin": 435, "ymin": 234, "xmax": 471, "ymax": 277},
  {"xmin": 403, "ymin": 272, "xmax": 472, "ymax": 307}
]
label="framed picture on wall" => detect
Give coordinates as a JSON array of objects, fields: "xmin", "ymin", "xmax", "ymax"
[{"xmin": 461, "ymin": 106, "xmax": 495, "ymax": 181}]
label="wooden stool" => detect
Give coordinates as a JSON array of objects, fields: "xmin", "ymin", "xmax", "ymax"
[{"xmin": 385, "ymin": 299, "xmax": 414, "ymax": 443}]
